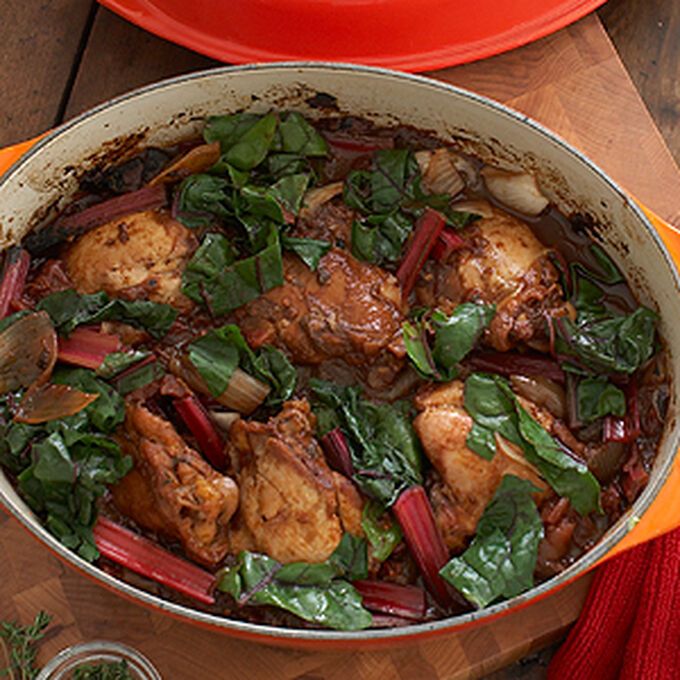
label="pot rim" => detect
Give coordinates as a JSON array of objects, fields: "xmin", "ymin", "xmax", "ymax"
[{"xmin": 0, "ymin": 61, "xmax": 677, "ymax": 643}]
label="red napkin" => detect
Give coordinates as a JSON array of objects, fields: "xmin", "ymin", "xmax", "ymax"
[{"xmin": 548, "ymin": 528, "xmax": 680, "ymax": 679}]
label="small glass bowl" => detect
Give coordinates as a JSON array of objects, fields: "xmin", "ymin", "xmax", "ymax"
[{"xmin": 36, "ymin": 641, "xmax": 161, "ymax": 680}]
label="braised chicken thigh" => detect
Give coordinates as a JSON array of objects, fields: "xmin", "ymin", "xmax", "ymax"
[
  {"xmin": 227, "ymin": 400, "xmax": 344, "ymax": 564},
  {"xmin": 64, "ymin": 209, "xmax": 197, "ymax": 310},
  {"xmin": 113, "ymin": 402, "xmax": 239, "ymax": 567},
  {"xmin": 414, "ymin": 381, "xmax": 546, "ymax": 551},
  {"xmin": 233, "ymin": 249, "xmax": 406, "ymax": 390},
  {"xmin": 423, "ymin": 208, "xmax": 571, "ymax": 351}
]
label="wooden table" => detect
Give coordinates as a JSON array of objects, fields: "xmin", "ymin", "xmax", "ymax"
[{"xmin": 1, "ymin": 2, "xmax": 679, "ymax": 679}]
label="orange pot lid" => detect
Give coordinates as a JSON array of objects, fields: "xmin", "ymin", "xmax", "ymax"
[{"xmin": 98, "ymin": 0, "xmax": 605, "ymax": 72}]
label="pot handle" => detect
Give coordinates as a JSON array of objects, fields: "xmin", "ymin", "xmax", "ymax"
[
  {"xmin": 1, "ymin": 138, "xmax": 679, "ymax": 560},
  {"xmin": 0, "ymin": 135, "xmax": 47, "ymax": 175}
]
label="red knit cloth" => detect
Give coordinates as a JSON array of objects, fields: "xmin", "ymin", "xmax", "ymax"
[{"xmin": 548, "ymin": 528, "xmax": 680, "ymax": 680}]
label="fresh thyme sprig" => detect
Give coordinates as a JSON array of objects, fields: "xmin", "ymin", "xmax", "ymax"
[{"xmin": 0, "ymin": 611, "xmax": 52, "ymax": 680}]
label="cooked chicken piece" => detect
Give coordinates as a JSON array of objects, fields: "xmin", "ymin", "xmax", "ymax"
[
  {"xmin": 419, "ymin": 208, "xmax": 569, "ymax": 351},
  {"xmin": 333, "ymin": 471, "xmax": 365, "ymax": 538},
  {"xmin": 414, "ymin": 381, "xmax": 546, "ymax": 552},
  {"xmin": 293, "ymin": 196, "xmax": 355, "ymax": 246},
  {"xmin": 63, "ymin": 209, "xmax": 197, "ymax": 310},
  {"xmin": 233, "ymin": 249, "xmax": 406, "ymax": 390},
  {"xmin": 112, "ymin": 402, "xmax": 239, "ymax": 567},
  {"xmin": 228, "ymin": 400, "xmax": 343, "ymax": 564}
]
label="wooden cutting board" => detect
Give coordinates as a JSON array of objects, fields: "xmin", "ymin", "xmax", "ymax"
[{"xmin": 1, "ymin": 11, "xmax": 680, "ymax": 680}]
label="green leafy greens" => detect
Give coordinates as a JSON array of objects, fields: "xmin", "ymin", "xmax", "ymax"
[
  {"xmin": 402, "ymin": 303, "xmax": 495, "ymax": 380},
  {"xmin": 187, "ymin": 324, "xmax": 296, "ymax": 406},
  {"xmin": 217, "ymin": 535, "xmax": 372, "ymax": 631},
  {"xmin": 440, "ymin": 475, "xmax": 544, "ymax": 608},
  {"xmin": 310, "ymin": 379, "xmax": 422, "ymax": 506},
  {"xmin": 361, "ymin": 500, "xmax": 402, "ymax": 562},
  {"xmin": 463, "ymin": 373, "xmax": 601, "ymax": 515},
  {"xmin": 554, "ymin": 255, "xmax": 658, "ymax": 375},
  {"xmin": 345, "ymin": 149, "xmax": 478, "ymax": 265},
  {"xmin": 181, "ymin": 229, "xmax": 284, "ymax": 316},
  {"xmin": 0, "ymin": 368, "xmax": 131, "ymax": 561},
  {"xmin": 576, "ymin": 376, "xmax": 626, "ymax": 424},
  {"xmin": 177, "ymin": 111, "xmax": 326, "ymax": 234},
  {"xmin": 36, "ymin": 288, "xmax": 177, "ymax": 338}
]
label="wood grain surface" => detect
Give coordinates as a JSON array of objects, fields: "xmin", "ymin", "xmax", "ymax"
[
  {"xmin": 0, "ymin": 3, "xmax": 679, "ymax": 679},
  {"xmin": 600, "ymin": 0, "xmax": 680, "ymax": 167}
]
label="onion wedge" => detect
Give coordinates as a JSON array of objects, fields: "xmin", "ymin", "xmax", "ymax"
[
  {"xmin": 148, "ymin": 142, "xmax": 221, "ymax": 186},
  {"xmin": 482, "ymin": 167, "xmax": 549, "ymax": 216},
  {"xmin": 416, "ymin": 149, "xmax": 465, "ymax": 197},
  {"xmin": 0, "ymin": 311, "xmax": 57, "ymax": 394},
  {"xmin": 299, "ymin": 182, "xmax": 344, "ymax": 218},
  {"xmin": 14, "ymin": 383, "xmax": 99, "ymax": 424}
]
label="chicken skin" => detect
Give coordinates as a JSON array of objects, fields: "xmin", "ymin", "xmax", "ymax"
[
  {"xmin": 64, "ymin": 209, "xmax": 197, "ymax": 310},
  {"xmin": 233, "ymin": 249, "xmax": 406, "ymax": 390},
  {"xmin": 414, "ymin": 381, "xmax": 546, "ymax": 552},
  {"xmin": 227, "ymin": 400, "xmax": 345, "ymax": 564},
  {"xmin": 420, "ymin": 208, "xmax": 570, "ymax": 351},
  {"xmin": 112, "ymin": 402, "xmax": 239, "ymax": 567}
]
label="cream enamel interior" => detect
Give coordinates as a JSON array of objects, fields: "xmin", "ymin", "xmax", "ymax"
[{"xmin": 0, "ymin": 64, "xmax": 678, "ymax": 644}]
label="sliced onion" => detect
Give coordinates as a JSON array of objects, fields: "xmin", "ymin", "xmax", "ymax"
[
  {"xmin": 148, "ymin": 142, "xmax": 221, "ymax": 186},
  {"xmin": 495, "ymin": 433, "xmax": 547, "ymax": 490},
  {"xmin": 0, "ymin": 311, "xmax": 57, "ymax": 394},
  {"xmin": 451, "ymin": 199, "xmax": 494, "ymax": 219},
  {"xmin": 481, "ymin": 167, "xmax": 549, "ymax": 216},
  {"xmin": 450, "ymin": 153, "xmax": 479, "ymax": 188},
  {"xmin": 510, "ymin": 374, "xmax": 566, "ymax": 419},
  {"xmin": 416, "ymin": 148, "xmax": 464, "ymax": 197},
  {"xmin": 14, "ymin": 383, "xmax": 99, "ymax": 424},
  {"xmin": 209, "ymin": 410, "xmax": 240, "ymax": 432},
  {"xmin": 299, "ymin": 182, "xmax": 344, "ymax": 217}
]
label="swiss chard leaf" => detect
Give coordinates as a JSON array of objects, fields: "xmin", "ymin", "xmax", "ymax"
[
  {"xmin": 96, "ymin": 350, "xmax": 150, "ymax": 379},
  {"xmin": 3, "ymin": 372, "xmax": 130, "ymax": 562},
  {"xmin": 37, "ymin": 289, "xmax": 177, "ymax": 339},
  {"xmin": 17, "ymin": 430, "xmax": 131, "ymax": 561},
  {"xmin": 345, "ymin": 149, "xmax": 477, "ymax": 264},
  {"xmin": 52, "ymin": 367, "xmax": 125, "ymax": 434},
  {"xmin": 188, "ymin": 325, "xmax": 243, "ymax": 397},
  {"xmin": 310, "ymin": 380, "xmax": 422, "ymax": 506},
  {"xmin": 576, "ymin": 376, "xmax": 626, "ymax": 423},
  {"xmin": 440, "ymin": 475, "xmax": 544, "ymax": 608},
  {"xmin": 203, "ymin": 112, "xmax": 262, "ymax": 149},
  {"xmin": 275, "ymin": 112, "xmax": 329, "ymax": 157},
  {"xmin": 217, "ymin": 542, "xmax": 372, "ymax": 631},
  {"xmin": 556, "ymin": 256, "xmax": 658, "ymax": 375},
  {"xmin": 114, "ymin": 359, "xmax": 164, "ymax": 396},
  {"xmin": 281, "ymin": 235, "xmax": 331, "ymax": 270},
  {"xmin": 175, "ymin": 174, "xmax": 231, "ymax": 228},
  {"xmin": 187, "ymin": 324, "xmax": 296, "ymax": 405},
  {"xmin": 403, "ymin": 304, "xmax": 495, "ymax": 381},
  {"xmin": 251, "ymin": 344, "xmax": 297, "ymax": 406},
  {"xmin": 361, "ymin": 500, "xmax": 402, "ymax": 562},
  {"xmin": 555, "ymin": 306, "xmax": 658, "ymax": 375},
  {"xmin": 463, "ymin": 373, "xmax": 601, "ymax": 515},
  {"xmin": 181, "ymin": 229, "xmax": 284, "ymax": 316},
  {"xmin": 222, "ymin": 112, "xmax": 278, "ymax": 171}
]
